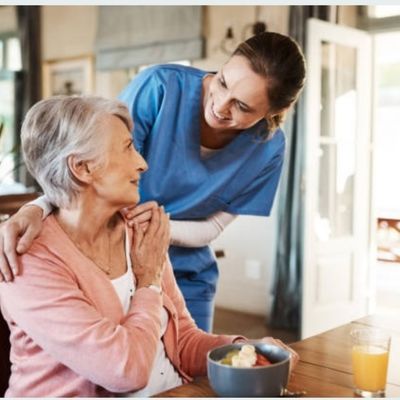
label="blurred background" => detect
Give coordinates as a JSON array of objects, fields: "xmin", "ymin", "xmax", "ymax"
[{"xmin": 0, "ymin": 5, "xmax": 399, "ymax": 342}]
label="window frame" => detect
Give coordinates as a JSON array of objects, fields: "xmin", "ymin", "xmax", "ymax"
[
  {"xmin": 0, "ymin": 32, "xmax": 22, "ymax": 186},
  {"xmin": 0, "ymin": 32, "xmax": 19, "ymax": 72},
  {"xmin": 358, "ymin": 6, "xmax": 400, "ymax": 33}
]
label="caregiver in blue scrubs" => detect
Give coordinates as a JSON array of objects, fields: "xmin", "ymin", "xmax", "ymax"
[{"xmin": 0, "ymin": 32, "xmax": 306, "ymax": 332}]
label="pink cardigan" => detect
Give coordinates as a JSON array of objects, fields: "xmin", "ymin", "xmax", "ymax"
[{"xmin": 0, "ymin": 215, "xmax": 240, "ymax": 397}]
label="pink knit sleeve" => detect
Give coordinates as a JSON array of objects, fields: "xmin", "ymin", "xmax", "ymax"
[
  {"xmin": 162, "ymin": 257, "xmax": 245, "ymax": 377},
  {"xmin": 0, "ymin": 249, "xmax": 163, "ymax": 393}
]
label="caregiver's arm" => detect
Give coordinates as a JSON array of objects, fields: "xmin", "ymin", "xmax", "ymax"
[
  {"xmin": 125, "ymin": 202, "xmax": 237, "ymax": 247},
  {"xmin": 0, "ymin": 195, "xmax": 50, "ymax": 280},
  {"xmin": 169, "ymin": 211, "xmax": 237, "ymax": 247}
]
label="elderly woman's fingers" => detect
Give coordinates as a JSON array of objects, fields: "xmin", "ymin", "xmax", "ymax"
[
  {"xmin": 130, "ymin": 210, "xmax": 153, "ymax": 225},
  {"xmin": 124, "ymin": 201, "xmax": 158, "ymax": 220},
  {"xmin": 139, "ymin": 221, "xmax": 149, "ymax": 232},
  {"xmin": 275, "ymin": 338, "xmax": 299, "ymax": 369},
  {"xmin": 132, "ymin": 221, "xmax": 144, "ymax": 250},
  {"xmin": 146, "ymin": 206, "xmax": 161, "ymax": 237},
  {"xmin": 157, "ymin": 210, "xmax": 170, "ymax": 252},
  {"xmin": 131, "ymin": 206, "xmax": 169, "ymax": 288},
  {"xmin": 260, "ymin": 337, "xmax": 299, "ymax": 371}
]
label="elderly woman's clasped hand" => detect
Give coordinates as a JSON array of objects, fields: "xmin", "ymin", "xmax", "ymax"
[{"xmin": 132, "ymin": 205, "xmax": 170, "ymax": 289}]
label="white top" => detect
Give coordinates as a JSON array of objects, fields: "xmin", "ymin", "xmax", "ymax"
[{"xmin": 111, "ymin": 230, "xmax": 183, "ymax": 397}]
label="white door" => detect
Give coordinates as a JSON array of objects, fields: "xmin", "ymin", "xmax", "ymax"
[{"xmin": 301, "ymin": 19, "xmax": 373, "ymax": 339}]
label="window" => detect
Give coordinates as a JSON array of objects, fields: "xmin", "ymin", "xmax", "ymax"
[
  {"xmin": 0, "ymin": 41, "xmax": 3, "ymax": 69},
  {"xmin": 0, "ymin": 33, "xmax": 22, "ymax": 190},
  {"xmin": 361, "ymin": 7, "xmax": 400, "ymax": 263},
  {"xmin": 369, "ymin": 6, "xmax": 400, "ymax": 18},
  {"xmin": 374, "ymin": 31, "xmax": 400, "ymax": 218},
  {"xmin": 0, "ymin": 34, "xmax": 21, "ymax": 72}
]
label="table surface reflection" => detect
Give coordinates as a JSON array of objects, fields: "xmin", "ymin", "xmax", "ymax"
[{"xmin": 155, "ymin": 313, "xmax": 400, "ymax": 397}]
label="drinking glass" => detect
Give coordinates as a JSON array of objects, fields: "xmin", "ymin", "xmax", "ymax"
[{"xmin": 351, "ymin": 328, "xmax": 391, "ymax": 398}]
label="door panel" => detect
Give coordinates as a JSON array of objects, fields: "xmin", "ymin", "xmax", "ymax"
[{"xmin": 302, "ymin": 19, "xmax": 372, "ymax": 338}]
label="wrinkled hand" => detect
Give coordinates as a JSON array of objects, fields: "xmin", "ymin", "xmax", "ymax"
[
  {"xmin": 121, "ymin": 201, "xmax": 158, "ymax": 232},
  {"xmin": 131, "ymin": 205, "xmax": 170, "ymax": 288},
  {"xmin": 0, "ymin": 205, "xmax": 43, "ymax": 281},
  {"xmin": 258, "ymin": 337, "xmax": 299, "ymax": 373}
]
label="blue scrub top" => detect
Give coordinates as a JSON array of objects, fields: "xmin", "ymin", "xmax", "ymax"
[{"xmin": 119, "ymin": 64, "xmax": 285, "ymax": 301}]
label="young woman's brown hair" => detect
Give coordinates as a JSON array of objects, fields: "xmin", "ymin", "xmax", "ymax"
[{"xmin": 233, "ymin": 32, "xmax": 306, "ymax": 138}]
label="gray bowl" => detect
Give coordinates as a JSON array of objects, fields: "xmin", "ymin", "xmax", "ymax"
[{"xmin": 207, "ymin": 343, "xmax": 290, "ymax": 397}]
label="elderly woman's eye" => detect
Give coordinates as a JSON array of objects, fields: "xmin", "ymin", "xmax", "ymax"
[{"xmin": 218, "ymin": 78, "xmax": 227, "ymax": 88}]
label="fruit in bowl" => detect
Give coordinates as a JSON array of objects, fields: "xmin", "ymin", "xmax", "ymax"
[
  {"xmin": 218, "ymin": 344, "xmax": 272, "ymax": 367},
  {"xmin": 207, "ymin": 342, "xmax": 290, "ymax": 397}
]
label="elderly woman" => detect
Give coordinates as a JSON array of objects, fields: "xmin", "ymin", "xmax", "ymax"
[{"xmin": 0, "ymin": 96, "xmax": 297, "ymax": 397}]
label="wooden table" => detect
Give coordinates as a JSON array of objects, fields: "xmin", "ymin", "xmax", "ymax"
[{"xmin": 156, "ymin": 313, "xmax": 400, "ymax": 397}]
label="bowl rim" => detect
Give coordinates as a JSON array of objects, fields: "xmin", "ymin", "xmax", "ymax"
[{"xmin": 207, "ymin": 343, "xmax": 291, "ymax": 370}]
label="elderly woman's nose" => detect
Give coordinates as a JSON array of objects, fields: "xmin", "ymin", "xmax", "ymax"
[{"xmin": 136, "ymin": 152, "xmax": 148, "ymax": 172}]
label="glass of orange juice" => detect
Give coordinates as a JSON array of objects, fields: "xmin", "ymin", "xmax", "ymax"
[{"xmin": 351, "ymin": 328, "xmax": 391, "ymax": 397}]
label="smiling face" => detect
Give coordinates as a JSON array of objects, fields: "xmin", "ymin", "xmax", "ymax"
[
  {"xmin": 91, "ymin": 115, "xmax": 147, "ymax": 209},
  {"xmin": 203, "ymin": 55, "xmax": 270, "ymax": 132}
]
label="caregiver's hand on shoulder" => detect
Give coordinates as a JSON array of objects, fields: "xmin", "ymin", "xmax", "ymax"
[
  {"xmin": 132, "ymin": 205, "xmax": 170, "ymax": 289},
  {"xmin": 122, "ymin": 201, "xmax": 159, "ymax": 232},
  {"xmin": 0, "ymin": 205, "xmax": 44, "ymax": 281}
]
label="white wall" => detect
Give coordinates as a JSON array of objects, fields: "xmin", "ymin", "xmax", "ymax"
[
  {"xmin": 41, "ymin": 6, "xmax": 97, "ymax": 60},
  {"xmin": 0, "ymin": 6, "xmax": 16, "ymax": 33},
  {"xmin": 194, "ymin": 6, "xmax": 289, "ymax": 70},
  {"xmin": 212, "ymin": 210, "xmax": 279, "ymax": 315}
]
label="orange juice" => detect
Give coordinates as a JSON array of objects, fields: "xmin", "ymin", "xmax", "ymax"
[{"xmin": 352, "ymin": 345, "xmax": 389, "ymax": 392}]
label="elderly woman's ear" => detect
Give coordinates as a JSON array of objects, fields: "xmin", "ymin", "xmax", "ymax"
[{"xmin": 67, "ymin": 155, "xmax": 95, "ymax": 185}]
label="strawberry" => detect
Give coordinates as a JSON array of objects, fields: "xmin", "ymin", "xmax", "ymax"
[{"xmin": 255, "ymin": 353, "xmax": 272, "ymax": 366}]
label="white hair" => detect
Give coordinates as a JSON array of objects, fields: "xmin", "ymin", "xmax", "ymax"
[{"xmin": 21, "ymin": 95, "xmax": 133, "ymax": 208}]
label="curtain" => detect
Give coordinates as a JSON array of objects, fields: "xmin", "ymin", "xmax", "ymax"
[
  {"xmin": 95, "ymin": 6, "xmax": 203, "ymax": 70},
  {"xmin": 270, "ymin": 6, "xmax": 334, "ymax": 332},
  {"xmin": 16, "ymin": 6, "xmax": 42, "ymax": 186}
]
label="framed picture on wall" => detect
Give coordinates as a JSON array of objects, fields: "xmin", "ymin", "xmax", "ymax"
[{"xmin": 42, "ymin": 55, "xmax": 94, "ymax": 98}]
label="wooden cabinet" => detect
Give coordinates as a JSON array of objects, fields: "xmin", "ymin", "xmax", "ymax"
[{"xmin": 0, "ymin": 192, "xmax": 39, "ymax": 222}]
